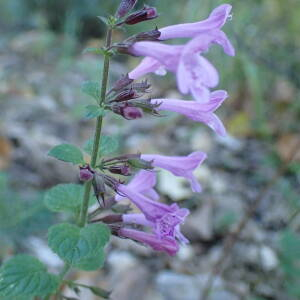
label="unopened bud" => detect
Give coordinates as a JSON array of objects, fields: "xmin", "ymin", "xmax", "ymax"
[
  {"xmin": 122, "ymin": 106, "xmax": 143, "ymax": 120},
  {"xmin": 108, "ymin": 164, "xmax": 132, "ymax": 176},
  {"xmin": 110, "ymin": 89, "xmax": 139, "ymax": 103},
  {"xmin": 124, "ymin": 6, "xmax": 158, "ymax": 25},
  {"xmin": 116, "ymin": 0, "xmax": 138, "ymax": 18},
  {"xmin": 110, "ymin": 74, "xmax": 133, "ymax": 93},
  {"xmin": 112, "ymin": 103, "xmax": 143, "ymax": 120},
  {"xmin": 79, "ymin": 166, "xmax": 94, "ymax": 182},
  {"xmin": 92, "ymin": 173, "xmax": 106, "ymax": 204}
]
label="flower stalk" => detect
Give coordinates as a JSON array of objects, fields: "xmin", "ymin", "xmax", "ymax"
[{"xmin": 78, "ymin": 27, "xmax": 113, "ymax": 228}]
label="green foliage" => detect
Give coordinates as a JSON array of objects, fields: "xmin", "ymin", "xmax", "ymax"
[
  {"xmin": 48, "ymin": 223, "xmax": 110, "ymax": 269},
  {"xmin": 48, "ymin": 144, "xmax": 84, "ymax": 165},
  {"xmin": 84, "ymin": 135, "xmax": 119, "ymax": 157},
  {"xmin": 81, "ymin": 81, "xmax": 101, "ymax": 101},
  {"xmin": 85, "ymin": 105, "xmax": 106, "ymax": 119},
  {"xmin": 0, "ymin": 255, "xmax": 59, "ymax": 298},
  {"xmin": 73, "ymin": 250, "xmax": 105, "ymax": 271},
  {"xmin": 44, "ymin": 183, "xmax": 94, "ymax": 213},
  {"xmin": 279, "ymin": 230, "xmax": 300, "ymax": 297}
]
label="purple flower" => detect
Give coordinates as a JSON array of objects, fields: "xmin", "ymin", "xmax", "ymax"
[
  {"xmin": 159, "ymin": 4, "xmax": 233, "ymax": 40},
  {"xmin": 112, "ymin": 103, "xmax": 144, "ymax": 120},
  {"xmin": 127, "ymin": 35, "xmax": 232, "ymax": 101},
  {"xmin": 141, "ymin": 151, "xmax": 207, "ymax": 193},
  {"xmin": 117, "ymin": 183, "xmax": 189, "ymax": 246},
  {"xmin": 151, "ymin": 90, "xmax": 228, "ymax": 136},
  {"xmin": 116, "ymin": 0, "xmax": 138, "ymax": 18},
  {"xmin": 117, "ymin": 183, "xmax": 170, "ymax": 220},
  {"xmin": 115, "ymin": 170, "xmax": 159, "ymax": 202},
  {"xmin": 79, "ymin": 166, "xmax": 94, "ymax": 182},
  {"xmin": 123, "ymin": 209, "xmax": 189, "ymax": 244},
  {"xmin": 176, "ymin": 33, "xmax": 234, "ymax": 101},
  {"xmin": 118, "ymin": 228, "xmax": 179, "ymax": 255}
]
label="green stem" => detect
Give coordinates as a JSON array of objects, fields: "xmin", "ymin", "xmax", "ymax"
[
  {"xmin": 78, "ymin": 28, "xmax": 113, "ymax": 228},
  {"xmin": 44, "ymin": 27, "xmax": 114, "ymax": 300}
]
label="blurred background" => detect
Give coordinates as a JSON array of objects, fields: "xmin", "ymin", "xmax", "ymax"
[{"xmin": 0, "ymin": 0, "xmax": 300, "ymax": 299}]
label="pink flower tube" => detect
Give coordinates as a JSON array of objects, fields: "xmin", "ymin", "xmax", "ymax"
[
  {"xmin": 115, "ymin": 170, "xmax": 159, "ymax": 202},
  {"xmin": 118, "ymin": 228, "xmax": 179, "ymax": 255},
  {"xmin": 141, "ymin": 151, "xmax": 207, "ymax": 193},
  {"xmin": 123, "ymin": 210, "xmax": 189, "ymax": 244},
  {"xmin": 151, "ymin": 90, "xmax": 228, "ymax": 136},
  {"xmin": 158, "ymin": 4, "xmax": 233, "ymax": 41},
  {"xmin": 128, "ymin": 33, "xmax": 233, "ymax": 101}
]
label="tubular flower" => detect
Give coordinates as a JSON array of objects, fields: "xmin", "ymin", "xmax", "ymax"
[
  {"xmin": 117, "ymin": 184, "xmax": 189, "ymax": 222},
  {"xmin": 115, "ymin": 170, "xmax": 159, "ymax": 202},
  {"xmin": 127, "ymin": 35, "xmax": 232, "ymax": 101},
  {"xmin": 123, "ymin": 209, "xmax": 189, "ymax": 244},
  {"xmin": 141, "ymin": 151, "xmax": 207, "ymax": 193},
  {"xmin": 117, "ymin": 183, "xmax": 190, "ymax": 244},
  {"xmin": 151, "ymin": 90, "xmax": 228, "ymax": 136},
  {"xmin": 158, "ymin": 4, "xmax": 233, "ymax": 41},
  {"xmin": 118, "ymin": 228, "xmax": 179, "ymax": 255}
]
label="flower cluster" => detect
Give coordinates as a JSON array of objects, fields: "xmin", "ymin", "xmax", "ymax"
[{"xmin": 89, "ymin": 2, "xmax": 235, "ymax": 255}]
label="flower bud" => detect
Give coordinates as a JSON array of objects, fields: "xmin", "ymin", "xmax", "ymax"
[
  {"xmin": 79, "ymin": 166, "xmax": 94, "ymax": 182},
  {"xmin": 92, "ymin": 173, "xmax": 106, "ymax": 204},
  {"xmin": 116, "ymin": 0, "xmax": 138, "ymax": 18},
  {"xmin": 110, "ymin": 89, "xmax": 139, "ymax": 103},
  {"xmin": 108, "ymin": 164, "xmax": 132, "ymax": 176},
  {"xmin": 124, "ymin": 6, "xmax": 158, "ymax": 25},
  {"xmin": 110, "ymin": 74, "xmax": 134, "ymax": 93},
  {"xmin": 112, "ymin": 103, "xmax": 143, "ymax": 120},
  {"xmin": 122, "ymin": 106, "xmax": 143, "ymax": 120}
]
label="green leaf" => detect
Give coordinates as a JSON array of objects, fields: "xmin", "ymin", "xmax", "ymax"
[
  {"xmin": 44, "ymin": 184, "xmax": 82, "ymax": 213},
  {"xmin": 280, "ymin": 230, "xmax": 300, "ymax": 260},
  {"xmin": 48, "ymin": 223, "xmax": 110, "ymax": 266},
  {"xmin": 0, "ymin": 255, "xmax": 59, "ymax": 298},
  {"xmin": 48, "ymin": 144, "xmax": 84, "ymax": 165},
  {"xmin": 83, "ymin": 136, "xmax": 119, "ymax": 157},
  {"xmin": 81, "ymin": 81, "xmax": 100, "ymax": 101},
  {"xmin": 73, "ymin": 250, "xmax": 105, "ymax": 271},
  {"xmin": 85, "ymin": 105, "xmax": 106, "ymax": 119},
  {"xmin": 83, "ymin": 47, "xmax": 105, "ymax": 55}
]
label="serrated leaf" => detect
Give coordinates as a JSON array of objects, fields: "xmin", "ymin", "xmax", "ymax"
[
  {"xmin": 81, "ymin": 81, "xmax": 100, "ymax": 101},
  {"xmin": 85, "ymin": 105, "xmax": 106, "ymax": 120},
  {"xmin": 83, "ymin": 47, "xmax": 105, "ymax": 55},
  {"xmin": 83, "ymin": 135, "xmax": 119, "ymax": 157},
  {"xmin": 48, "ymin": 144, "xmax": 84, "ymax": 165},
  {"xmin": 44, "ymin": 184, "xmax": 82, "ymax": 213},
  {"xmin": 0, "ymin": 255, "xmax": 59, "ymax": 298},
  {"xmin": 73, "ymin": 250, "xmax": 105, "ymax": 271},
  {"xmin": 48, "ymin": 223, "xmax": 110, "ymax": 265}
]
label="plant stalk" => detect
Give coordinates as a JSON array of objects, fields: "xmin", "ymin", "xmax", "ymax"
[{"xmin": 78, "ymin": 28, "xmax": 113, "ymax": 228}]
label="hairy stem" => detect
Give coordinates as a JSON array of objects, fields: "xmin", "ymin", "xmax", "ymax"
[
  {"xmin": 44, "ymin": 27, "xmax": 114, "ymax": 300},
  {"xmin": 78, "ymin": 28, "xmax": 113, "ymax": 228}
]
